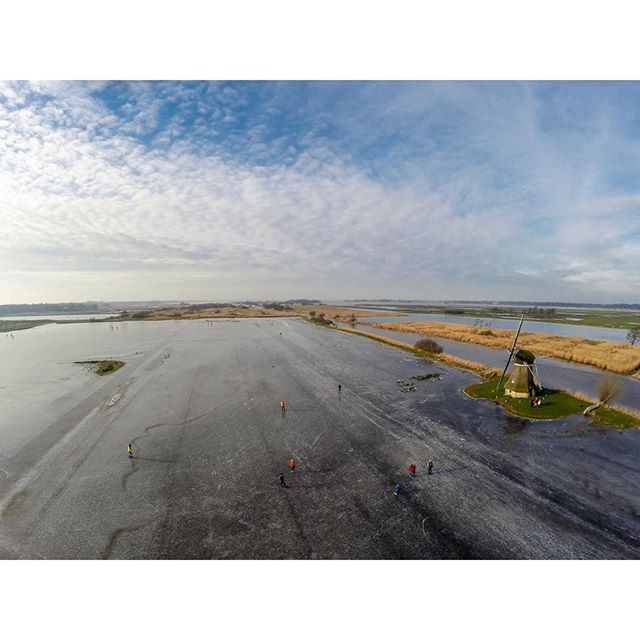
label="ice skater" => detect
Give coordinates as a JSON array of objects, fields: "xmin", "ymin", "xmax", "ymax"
[
  {"xmin": 338, "ymin": 383, "xmax": 342, "ymax": 393},
  {"xmin": 128, "ymin": 443, "xmax": 134, "ymax": 459},
  {"xmin": 427, "ymin": 460, "xmax": 433, "ymax": 475},
  {"xmin": 289, "ymin": 458, "xmax": 296, "ymax": 473},
  {"xmin": 409, "ymin": 463, "xmax": 416, "ymax": 478},
  {"xmin": 280, "ymin": 400, "xmax": 286, "ymax": 413},
  {"xmin": 279, "ymin": 473, "xmax": 288, "ymax": 488},
  {"xmin": 393, "ymin": 482, "xmax": 402, "ymax": 497}
]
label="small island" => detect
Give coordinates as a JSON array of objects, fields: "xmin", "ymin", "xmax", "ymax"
[
  {"xmin": 75, "ymin": 360, "xmax": 125, "ymax": 376},
  {"xmin": 465, "ymin": 378, "xmax": 640, "ymax": 429}
]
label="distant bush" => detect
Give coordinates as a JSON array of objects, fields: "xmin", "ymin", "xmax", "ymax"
[
  {"xmin": 308, "ymin": 313, "xmax": 334, "ymax": 327},
  {"xmin": 598, "ymin": 373, "xmax": 622, "ymax": 404},
  {"xmin": 414, "ymin": 338, "xmax": 443, "ymax": 354},
  {"xmin": 132, "ymin": 311, "xmax": 151, "ymax": 318}
]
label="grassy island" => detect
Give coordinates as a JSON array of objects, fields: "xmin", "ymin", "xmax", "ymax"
[
  {"xmin": 76, "ymin": 360, "xmax": 125, "ymax": 376},
  {"xmin": 465, "ymin": 378, "xmax": 640, "ymax": 429}
]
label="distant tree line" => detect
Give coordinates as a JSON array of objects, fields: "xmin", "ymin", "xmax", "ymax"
[
  {"xmin": 456, "ymin": 301, "xmax": 640, "ymax": 310},
  {"xmin": 523, "ymin": 306, "xmax": 557, "ymax": 318},
  {"xmin": 263, "ymin": 302, "xmax": 293, "ymax": 311},
  {"xmin": 183, "ymin": 303, "xmax": 232, "ymax": 311},
  {"xmin": 491, "ymin": 306, "xmax": 556, "ymax": 318}
]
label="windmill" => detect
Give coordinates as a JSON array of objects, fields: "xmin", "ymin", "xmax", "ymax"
[{"xmin": 495, "ymin": 315, "xmax": 542, "ymax": 398}]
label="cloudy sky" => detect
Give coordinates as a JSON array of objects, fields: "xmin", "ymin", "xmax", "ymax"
[{"xmin": 1, "ymin": 80, "xmax": 639, "ymax": 304}]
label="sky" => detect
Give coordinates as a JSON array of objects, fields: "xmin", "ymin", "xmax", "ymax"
[{"xmin": 1, "ymin": 80, "xmax": 640, "ymax": 304}]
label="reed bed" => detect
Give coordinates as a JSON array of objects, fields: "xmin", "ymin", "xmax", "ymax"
[{"xmin": 369, "ymin": 322, "xmax": 640, "ymax": 375}]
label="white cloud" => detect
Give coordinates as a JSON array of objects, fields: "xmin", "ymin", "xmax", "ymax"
[{"xmin": 1, "ymin": 81, "xmax": 639, "ymax": 303}]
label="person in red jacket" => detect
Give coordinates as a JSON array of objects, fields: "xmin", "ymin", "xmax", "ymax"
[
  {"xmin": 409, "ymin": 463, "xmax": 416, "ymax": 477},
  {"xmin": 289, "ymin": 458, "xmax": 296, "ymax": 473}
]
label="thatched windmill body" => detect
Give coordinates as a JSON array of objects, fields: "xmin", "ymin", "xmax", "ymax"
[{"xmin": 496, "ymin": 315, "xmax": 542, "ymax": 398}]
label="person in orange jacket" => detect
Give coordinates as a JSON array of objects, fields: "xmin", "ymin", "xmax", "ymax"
[
  {"xmin": 289, "ymin": 458, "xmax": 296, "ymax": 473},
  {"xmin": 280, "ymin": 400, "xmax": 286, "ymax": 412}
]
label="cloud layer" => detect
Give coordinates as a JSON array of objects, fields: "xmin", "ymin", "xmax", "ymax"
[{"xmin": 1, "ymin": 81, "xmax": 639, "ymax": 303}]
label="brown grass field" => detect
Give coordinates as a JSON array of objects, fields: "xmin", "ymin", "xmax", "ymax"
[
  {"xmin": 367, "ymin": 321, "xmax": 640, "ymax": 375},
  {"xmin": 136, "ymin": 304, "xmax": 397, "ymax": 321}
]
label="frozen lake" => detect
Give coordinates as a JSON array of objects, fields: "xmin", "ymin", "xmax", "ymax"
[
  {"xmin": 1, "ymin": 318, "xmax": 639, "ymax": 559},
  {"xmin": 0, "ymin": 319, "xmax": 182, "ymax": 456}
]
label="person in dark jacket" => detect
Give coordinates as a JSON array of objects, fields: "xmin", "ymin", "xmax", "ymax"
[
  {"xmin": 393, "ymin": 482, "xmax": 401, "ymax": 496},
  {"xmin": 279, "ymin": 473, "xmax": 288, "ymax": 488},
  {"xmin": 427, "ymin": 460, "xmax": 434, "ymax": 475}
]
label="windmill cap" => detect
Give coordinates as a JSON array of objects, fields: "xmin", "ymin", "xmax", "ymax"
[{"xmin": 514, "ymin": 348, "xmax": 535, "ymax": 364}]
